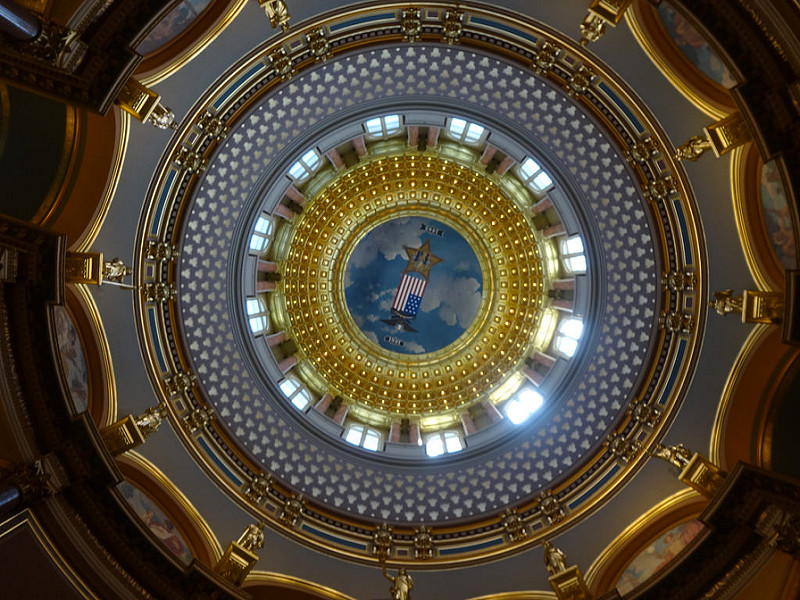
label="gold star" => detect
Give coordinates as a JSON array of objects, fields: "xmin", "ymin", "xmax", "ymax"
[{"xmin": 402, "ymin": 239, "xmax": 444, "ymax": 280}]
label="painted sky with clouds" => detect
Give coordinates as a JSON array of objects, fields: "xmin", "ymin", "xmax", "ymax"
[{"xmin": 344, "ymin": 217, "xmax": 483, "ymax": 355}]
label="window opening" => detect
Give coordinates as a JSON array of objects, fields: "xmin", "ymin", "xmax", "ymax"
[
  {"xmin": 505, "ymin": 388, "xmax": 544, "ymax": 424},
  {"xmin": 518, "ymin": 157, "xmax": 554, "ymax": 192},
  {"xmin": 554, "ymin": 317, "xmax": 584, "ymax": 358},
  {"xmin": 250, "ymin": 215, "xmax": 275, "ymax": 253},
  {"xmin": 288, "ymin": 148, "xmax": 322, "ymax": 182},
  {"xmin": 344, "ymin": 424, "xmax": 382, "ymax": 451},
  {"xmin": 446, "ymin": 117, "xmax": 486, "ymax": 145},
  {"xmin": 425, "ymin": 431, "xmax": 464, "ymax": 457},
  {"xmin": 279, "ymin": 377, "xmax": 311, "ymax": 410},
  {"xmin": 560, "ymin": 235, "xmax": 587, "ymax": 274},
  {"xmin": 246, "ymin": 296, "xmax": 269, "ymax": 334},
  {"xmin": 364, "ymin": 114, "xmax": 402, "ymax": 138}
]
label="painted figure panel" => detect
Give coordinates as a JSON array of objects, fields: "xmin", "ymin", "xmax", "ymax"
[
  {"xmin": 53, "ymin": 306, "xmax": 88, "ymax": 412},
  {"xmin": 137, "ymin": 0, "xmax": 214, "ymax": 55},
  {"xmin": 761, "ymin": 160, "xmax": 797, "ymax": 270},
  {"xmin": 657, "ymin": 4, "xmax": 734, "ymax": 88},
  {"xmin": 119, "ymin": 480, "xmax": 192, "ymax": 564},
  {"xmin": 616, "ymin": 519, "xmax": 704, "ymax": 594}
]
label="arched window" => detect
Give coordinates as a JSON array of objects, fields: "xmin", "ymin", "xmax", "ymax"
[
  {"xmin": 553, "ymin": 317, "xmax": 584, "ymax": 358},
  {"xmin": 446, "ymin": 116, "xmax": 486, "ymax": 145},
  {"xmin": 559, "ymin": 235, "xmax": 586, "ymax": 274},
  {"xmin": 424, "ymin": 431, "xmax": 464, "ymax": 457},
  {"xmin": 343, "ymin": 423, "xmax": 383, "ymax": 451},
  {"xmin": 246, "ymin": 296, "xmax": 269, "ymax": 334},
  {"xmin": 279, "ymin": 376, "xmax": 312, "ymax": 410},
  {"xmin": 364, "ymin": 114, "xmax": 402, "ymax": 138}
]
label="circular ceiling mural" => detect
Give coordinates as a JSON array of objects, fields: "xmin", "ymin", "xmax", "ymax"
[
  {"xmin": 135, "ymin": 2, "xmax": 706, "ymax": 568},
  {"xmin": 345, "ymin": 215, "xmax": 483, "ymax": 356}
]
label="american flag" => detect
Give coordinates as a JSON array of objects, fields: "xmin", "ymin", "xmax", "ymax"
[{"xmin": 391, "ymin": 273, "xmax": 427, "ymax": 317}]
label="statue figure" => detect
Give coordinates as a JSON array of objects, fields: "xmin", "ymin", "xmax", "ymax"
[
  {"xmin": 134, "ymin": 403, "xmax": 167, "ymax": 438},
  {"xmin": 382, "ymin": 566, "xmax": 413, "ymax": 600},
  {"xmin": 543, "ymin": 540, "xmax": 568, "ymax": 576},
  {"xmin": 237, "ymin": 523, "xmax": 265, "ymax": 552},
  {"xmin": 709, "ymin": 289, "xmax": 743, "ymax": 316},
  {"xmin": 103, "ymin": 257, "xmax": 132, "ymax": 282},
  {"xmin": 261, "ymin": 0, "xmax": 290, "ymax": 31},
  {"xmin": 675, "ymin": 135, "xmax": 712, "ymax": 161},
  {"xmin": 579, "ymin": 14, "xmax": 606, "ymax": 46},
  {"xmin": 651, "ymin": 443, "xmax": 693, "ymax": 470},
  {"xmin": 148, "ymin": 104, "xmax": 178, "ymax": 130}
]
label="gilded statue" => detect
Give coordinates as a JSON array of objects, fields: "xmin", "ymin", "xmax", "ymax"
[
  {"xmin": 543, "ymin": 540, "xmax": 568, "ymax": 576},
  {"xmin": 709, "ymin": 289, "xmax": 743, "ymax": 316},
  {"xmin": 675, "ymin": 135, "xmax": 712, "ymax": 161},
  {"xmin": 579, "ymin": 14, "xmax": 605, "ymax": 46},
  {"xmin": 650, "ymin": 443, "xmax": 693, "ymax": 470},
  {"xmin": 382, "ymin": 566, "xmax": 413, "ymax": 600},
  {"xmin": 237, "ymin": 523, "xmax": 265, "ymax": 552},
  {"xmin": 103, "ymin": 257, "xmax": 132, "ymax": 282},
  {"xmin": 260, "ymin": 0, "xmax": 290, "ymax": 31}
]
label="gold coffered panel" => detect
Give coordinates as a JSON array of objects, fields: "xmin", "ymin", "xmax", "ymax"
[{"xmin": 278, "ymin": 154, "xmax": 546, "ymax": 416}]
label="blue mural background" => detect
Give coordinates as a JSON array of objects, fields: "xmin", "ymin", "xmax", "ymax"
[
  {"xmin": 657, "ymin": 4, "xmax": 734, "ymax": 88},
  {"xmin": 119, "ymin": 481, "xmax": 193, "ymax": 564},
  {"xmin": 616, "ymin": 520, "xmax": 703, "ymax": 594},
  {"xmin": 137, "ymin": 0, "xmax": 213, "ymax": 55},
  {"xmin": 761, "ymin": 160, "xmax": 797, "ymax": 270},
  {"xmin": 345, "ymin": 217, "xmax": 483, "ymax": 355},
  {"xmin": 53, "ymin": 306, "xmax": 88, "ymax": 412}
]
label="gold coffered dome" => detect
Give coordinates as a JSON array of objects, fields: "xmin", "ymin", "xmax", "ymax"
[{"xmin": 277, "ymin": 153, "xmax": 546, "ymax": 417}]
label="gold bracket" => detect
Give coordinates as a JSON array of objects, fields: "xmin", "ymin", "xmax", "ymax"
[
  {"xmin": 704, "ymin": 112, "xmax": 751, "ymax": 157},
  {"xmin": 65, "ymin": 251, "xmax": 103, "ymax": 285},
  {"xmin": 679, "ymin": 454, "xmax": 727, "ymax": 498},
  {"xmin": 549, "ymin": 565, "xmax": 592, "ymax": 600}
]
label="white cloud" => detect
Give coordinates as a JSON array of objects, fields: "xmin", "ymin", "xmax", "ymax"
[
  {"xmin": 420, "ymin": 275, "xmax": 482, "ymax": 329},
  {"xmin": 366, "ymin": 314, "xmax": 380, "ymax": 322},
  {"xmin": 352, "ymin": 313, "xmax": 364, "ymax": 327},
  {"xmin": 364, "ymin": 330, "xmax": 380, "ymax": 345},
  {"xmin": 403, "ymin": 340, "xmax": 426, "ymax": 354},
  {"xmin": 347, "ymin": 218, "xmax": 422, "ymax": 270}
]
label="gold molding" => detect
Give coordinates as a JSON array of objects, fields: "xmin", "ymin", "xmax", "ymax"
[
  {"xmin": 730, "ymin": 143, "xmax": 788, "ymax": 292},
  {"xmin": 624, "ymin": 1, "xmax": 734, "ymax": 120},
  {"xmin": 709, "ymin": 323, "xmax": 771, "ymax": 466},
  {"xmin": 34, "ymin": 104, "xmax": 81, "ymax": 226},
  {"xmin": 75, "ymin": 111, "xmax": 129, "ymax": 253},
  {"xmin": 465, "ymin": 593, "xmax": 556, "ymax": 600},
  {"xmin": 585, "ymin": 488, "xmax": 705, "ymax": 595},
  {"xmin": 118, "ymin": 451, "xmax": 224, "ymax": 562},
  {"xmin": 244, "ymin": 571, "xmax": 358, "ymax": 600}
]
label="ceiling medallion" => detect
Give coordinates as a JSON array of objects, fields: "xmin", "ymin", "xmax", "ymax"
[
  {"xmin": 135, "ymin": 2, "xmax": 706, "ymax": 567},
  {"xmin": 279, "ymin": 154, "xmax": 545, "ymax": 417}
]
